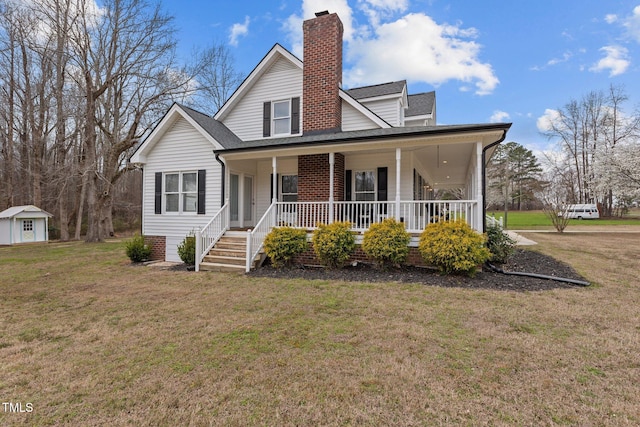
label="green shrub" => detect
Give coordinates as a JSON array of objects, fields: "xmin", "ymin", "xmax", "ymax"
[
  {"xmin": 263, "ymin": 227, "xmax": 308, "ymax": 268},
  {"xmin": 486, "ymin": 223, "xmax": 516, "ymax": 264},
  {"xmin": 177, "ymin": 233, "xmax": 196, "ymax": 265},
  {"xmin": 418, "ymin": 220, "xmax": 490, "ymax": 277},
  {"xmin": 125, "ymin": 233, "xmax": 151, "ymax": 263},
  {"xmin": 362, "ymin": 218, "xmax": 410, "ymax": 269},
  {"xmin": 312, "ymin": 221, "xmax": 355, "ymax": 269}
]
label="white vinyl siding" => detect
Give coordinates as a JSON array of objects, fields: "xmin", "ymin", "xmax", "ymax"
[
  {"xmin": 223, "ymin": 57, "xmax": 302, "ymax": 141},
  {"xmin": 341, "ymin": 102, "xmax": 381, "ymax": 131},
  {"xmin": 255, "ymin": 158, "xmax": 297, "ymax": 218},
  {"xmin": 358, "ymin": 98, "xmax": 402, "ymax": 126},
  {"xmin": 141, "ymin": 117, "xmax": 222, "ymax": 261}
]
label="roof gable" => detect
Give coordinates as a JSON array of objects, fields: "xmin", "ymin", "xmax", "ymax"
[
  {"xmin": 214, "ymin": 44, "xmax": 302, "ymax": 122},
  {"xmin": 130, "ymin": 104, "xmax": 232, "ymax": 163},
  {"xmin": 0, "ymin": 205, "xmax": 53, "ymax": 219}
]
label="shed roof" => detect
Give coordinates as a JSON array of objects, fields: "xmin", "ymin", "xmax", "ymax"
[{"xmin": 0, "ymin": 205, "xmax": 53, "ymax": 219}]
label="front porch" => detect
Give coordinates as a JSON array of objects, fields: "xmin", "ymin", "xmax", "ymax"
[
  {"xmin": 197, "ymin": 126, "xmax": 508, "ymax": 272},
  {"xmin": 195, "ymin": 199, "xmax": 481, "ymax": 272}
]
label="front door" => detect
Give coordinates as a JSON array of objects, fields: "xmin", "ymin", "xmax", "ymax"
[
  {"xmin": 230, "ymin": 173, "xmax": 254, "ymax": 228},
  {"xmin": 21, "ymin": 219, "xmax": 35, "ymax": 242}
]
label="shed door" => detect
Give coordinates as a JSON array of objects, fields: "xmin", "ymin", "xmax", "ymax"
[{"xmin": 22, "ymin": 219, "xmax": 35, "ymax": 242}]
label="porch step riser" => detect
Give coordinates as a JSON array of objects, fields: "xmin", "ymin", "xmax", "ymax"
[
  {"xmin": 214, "ymin": 243, "xmax": 246, "ymax": 251},
  {"xmin": 209, "ymin": 249, "xmax": 245, "ymax": 258},
  {"xmin": 199, "ymin": 263, "xmax": 246, "ymax": 273},
  {"xmin": 203, "ymin": 255, "xmax": 246, "ymax": 266},
  {"xmin": 217, "ymin": 237, "xmax": 246, "ymax": 244}
]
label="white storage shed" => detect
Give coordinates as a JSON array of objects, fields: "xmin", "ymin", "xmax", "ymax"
[{"xmin": 0, "ymin": 205, "xmax": 53, "ymax": 245}]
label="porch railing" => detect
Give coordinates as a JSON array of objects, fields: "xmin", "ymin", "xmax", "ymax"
[
  {"xmin": 272, "ymin": 200, "xmax": 479, "ymax": 233},
  {"xmin": 246, "ymin": 202, "xmax": 278, "ymax": 272},
  {"xmin": 195, "ymin": 203, "xmax": 229, "ymax": 272}
]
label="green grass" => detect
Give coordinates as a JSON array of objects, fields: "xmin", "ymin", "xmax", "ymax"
[
  {"xmin": 1, "ymin": 236, "xmax": 640, "ymax": 425},
  {"xmin": 487, "ymin": 209, "xmax": 640, "ymax": 229}
]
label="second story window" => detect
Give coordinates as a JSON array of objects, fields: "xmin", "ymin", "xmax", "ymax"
[
  {"xmin": 273, "ymin": 100, "xmax": 291, "ymax": 135},
  {"xmin": 263, "ymin": 97, "xmax": 300, "ymax": 137}
]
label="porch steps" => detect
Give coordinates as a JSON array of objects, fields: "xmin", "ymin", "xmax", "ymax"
[{"xmin": 199, "ymin": 231, "xmax": 263, "ymax": 273}]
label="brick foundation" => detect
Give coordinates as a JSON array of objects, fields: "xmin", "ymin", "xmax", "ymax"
[
  {"xmin": 292, "ymin": 242, "xmax": 427, "ymax": 268},
  {"xmin": 144, "ymin": 235, "xmax": 166, "ymax": 261}
]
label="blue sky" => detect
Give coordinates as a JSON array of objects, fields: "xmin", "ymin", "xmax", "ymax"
[{"xmin": 162, "ymin": 0, "xmax": 640, "ymax": 155}]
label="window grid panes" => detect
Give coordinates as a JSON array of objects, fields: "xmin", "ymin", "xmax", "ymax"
[
  {"xmin": 273, "ymin": 100, "xmax": 290, "ymax": 135},
  {"xmin": 23, "ymin": 220, "xmax": 33, "ymax": 231},
  {"xmin": 165, "ymin": 172, "xmax": 197, "ymax": 213}
]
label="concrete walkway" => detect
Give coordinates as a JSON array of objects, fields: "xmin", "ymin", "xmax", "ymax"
[{"xmin": 506, "ymin": 230, "xmax": 538, "ymax": 246}]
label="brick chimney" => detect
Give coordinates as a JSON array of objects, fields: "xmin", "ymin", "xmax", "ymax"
[{"xmin": 302, "ymin": 11, "xmax": 343, "ymax": 135}]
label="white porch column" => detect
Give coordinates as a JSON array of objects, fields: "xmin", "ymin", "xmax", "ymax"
[
  {"xmin": 395, "ymin": 148, "xmax": 401, "ymax": 220},
  {"xmin": 329, "ymin": 153, "xmax": 335, "ymax": 223},
  {"xmin": 475, "ymin": 142, "xmax": 483, "ymax": 232},
  {"xmin": 272, "ymin": 157, "xmax": 277, "ymax": 204}
]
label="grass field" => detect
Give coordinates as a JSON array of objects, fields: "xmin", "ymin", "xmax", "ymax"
[
  {"xmin": 1, "ymin": 231, "xmax": 640, "ymax": 426},
  {"xmin": 488, "ymin": 209, "xmax": 640, "ymax": 229}
]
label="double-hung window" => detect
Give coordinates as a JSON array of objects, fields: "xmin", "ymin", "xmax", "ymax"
[
  {"xmin": 272, "ymin": 100, "xmax": 291, "ymax": 135},
  {"xmin": 165, "ymin": 172, "xmax": 197, "ymax": 213},
  {"xmin": 263, "ymin": 97, "xmax": 300, "ymax": 137}
]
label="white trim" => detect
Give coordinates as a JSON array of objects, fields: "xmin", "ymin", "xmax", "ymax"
[
  {"xmin": 131, "ymin": 104, "xmax": 224, "ymax": 164},
  {"xmin": 340, "ymin": 90, "xmax": 391, "ymax": 129},
  {"xmin": 215, "ymin": 44, "xmax": 303, "ymax": 122}
]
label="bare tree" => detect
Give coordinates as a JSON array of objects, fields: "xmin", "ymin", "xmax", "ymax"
[
  {"xmin": 190, "ymin": 41, "xmax": 245, "ymax": 114},
  {"xmin": 69, "ymin": 0, "xmax": 194, "ymax": 242},
  {"xmin": 543, "ymin": 85, "xmax": 640, "ymax": 216}
]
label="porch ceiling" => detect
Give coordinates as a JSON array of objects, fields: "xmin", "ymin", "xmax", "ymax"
[{"xmin": 413, "ymin": 142, "xmax": 474, "ymax": 189}]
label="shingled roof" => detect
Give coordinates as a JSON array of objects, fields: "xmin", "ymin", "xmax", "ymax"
[
  {"xmin": 407, "ymin": 92, "xmax": 435, "ymax": 118},
  {"xmin": 214, "ymin": 122, "xmax": 511, "ymax": 153},
  {"xmin": 346, "ymin": 81, "xmax": 407, "ymax": 100},
  {"xmin": 178, "ymin": 104, "xmax": 243, "ymax": 147}
]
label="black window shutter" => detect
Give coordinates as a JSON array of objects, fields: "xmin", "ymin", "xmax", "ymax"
[
  {"xmin": 197, "ymin": 169, "xmax": 206, "ymax": 214},
  {"xmin": 270, "ymin": 173, "xmax": 279, "ymax": 201},
  {"xmin": 263, "ymin": 102, "xmax": 271, "ymax": 137},
  {"xmin": 345, "ymin": 170, "xmax": 352, "ymax": 201},
  {"xmin": 291, "ymin": 97, "xmax": 300, "ymax": 134},
  {"xmin": 377, "ymin": 167, "xmax": 388, "ymax": 201},
  {"xmin": 154, "ymin": 172, "xmax": 162, "ymax": 214}
]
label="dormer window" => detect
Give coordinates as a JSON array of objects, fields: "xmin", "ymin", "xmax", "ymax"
[{"xmin": 263, "ymin": 97, "xmax": 300, "ymax": 137}]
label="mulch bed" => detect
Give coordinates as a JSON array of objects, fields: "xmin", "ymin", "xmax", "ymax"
[{"xmin": 246, "ymin": 249, "xmax": 589, "ymax": 291}]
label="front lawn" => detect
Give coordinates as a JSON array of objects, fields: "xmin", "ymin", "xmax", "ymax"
[
  {"xmin": 1, "ymin": 233, "xmax": 639, "ymax": 425},
  {"xmin": 488, "ymin": 209, "xmax": 640, "ymax": 229}
]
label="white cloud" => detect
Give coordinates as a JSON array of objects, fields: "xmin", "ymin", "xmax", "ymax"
[
  {"xmin": 359, "ymin": 0, "xmax": 409, "ymax": 27},
  {"xmin": 490, "ymin": 110, "xmax": 510, "ymax": 123},
  {"xmin": 536, "ymin": 109, "xmax": 561, "ymax": 133},
  {"xmin": 622, "ymin": 5, "xmax": 640, "ymax": 42},
  {"xmin": 229, "ymin": 16, "xmax": 250, "ymax": 47},
  {"xmin": 285, "ymin": 1, "xmax": 498, "ymax": 95},
  {"xmin": 344, "ymin": 13, "xmax": 499, "ymax": 95},
  {"xmin": 284, "ymin": 0, "xmax": 355, "ymax": 58},
  {"xmin": 547, "ymin": 51, "xmax": 573, "ymax": 66},
  {"xmin": 605, "ymin": 14, "xmax": 618, "ymax": 24},
  {"xmin": 589, "ymin": 45, "xmax": 630, "ymax": 76}
]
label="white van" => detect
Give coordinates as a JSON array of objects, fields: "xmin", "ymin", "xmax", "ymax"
[{"xmin": 560, "ymin": 204, "xmax": 600, "ymax": 220}]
